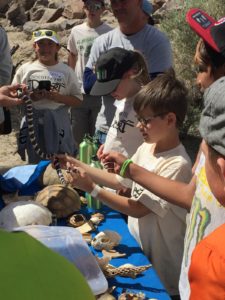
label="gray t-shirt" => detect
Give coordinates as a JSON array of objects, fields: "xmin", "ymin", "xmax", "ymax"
[
  {"xmin": 86, "ymin": 25, "xmax": 173, "ymax": 131},
  {"xmin": 0, "ymin": 26, "xmax": 13, "ymax": 124}
]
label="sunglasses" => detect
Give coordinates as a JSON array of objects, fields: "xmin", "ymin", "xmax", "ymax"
[
  {"xmin": 32, "ymin": 30, "xmax": 57, "ymax": 38},
  {"xmin": 136, "ymin": 112, "xmax": 168, "ymax": 126},
  {"xmin": 84, "ymin": 1, "xmax": 103, "ymax": 11},
  {"xmin": 193, "ymin": 64, "xmax": 208, "ymax": 74}
]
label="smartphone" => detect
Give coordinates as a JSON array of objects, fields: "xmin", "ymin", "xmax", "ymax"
[{"xmin": 38, "ymin": 80, "xmax": 51, "ymax": 91}]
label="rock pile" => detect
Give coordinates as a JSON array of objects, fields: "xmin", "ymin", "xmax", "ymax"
[{"xmin": 0, "ymin": 0, "xmax": 181, "ymax": 74}]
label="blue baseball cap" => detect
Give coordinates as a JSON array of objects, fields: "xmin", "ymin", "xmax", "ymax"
[{"xmin": 142, "ymin": 0, "xmax": 153, "ymax": 16}]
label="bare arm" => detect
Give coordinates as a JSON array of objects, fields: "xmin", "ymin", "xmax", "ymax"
[
  {"xmin": 68, "ymin": 52, "xmax": 78, "ymax": 70},
  {"xmin": 127, "ymin": 163, "xmax": 195, "ymax": 210},
  {"xmin": 49, "ymin": 92, "xmax": 82, "ymax": 107},
  {"xmin": 30, "ymin": 90, "xmax": 82, "ymax": 107},
  {"xmin": 56, "ymin": 155, "xmax": 124, "ymax": 190},
  {"xmin": 102, "ymin": 151, "xmax": 195, "ymax": 210},
  {"xmin": 64, "ymin": 164, "xmax": 150, "ymax": 218},
  {"xmin": 192, "ymin": 141, "xmax": 203, "ymax": 174},
  {"xmin": 96, "ymin": 188, "xmax": 151, "ymax": 218}
]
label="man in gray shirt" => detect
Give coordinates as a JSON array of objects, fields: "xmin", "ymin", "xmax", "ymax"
[
  {"xmin": 0, "ymin": 26, "xmax": 13, "ymax": 131},
  {"xmin": 83, "ymin": 0, "xmax": 172, "ymax": 142}
]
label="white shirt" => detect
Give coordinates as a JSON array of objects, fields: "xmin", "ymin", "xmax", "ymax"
[
  {"xmin": 13, "ymin": 61, "xmax": 82, "ymax": 110},
  {"xmin": 117, "ymin": 142, "xmax": 192, "ymax": 295},
  {"xmin": 103, "ymin": 96, "xmax": 143, "ymax": 157},
  {"xmin": 67, "ymin": 22, "xmax": 112, "ymax": 93}
]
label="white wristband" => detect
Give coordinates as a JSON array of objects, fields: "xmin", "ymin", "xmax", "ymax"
[{"xmin": 90, "ymin": 185, "xmax": 102, "ymax": 198}]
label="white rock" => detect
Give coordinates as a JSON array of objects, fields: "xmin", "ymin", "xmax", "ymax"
[{"xmin": 0, "ymin": 200, "xmax": 52, "ymax": 230}]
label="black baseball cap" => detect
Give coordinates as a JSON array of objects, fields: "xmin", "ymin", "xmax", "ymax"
[
  {"xmin": 186, "ymin": 8, "xmax": 225, "ymax": 56},
  {"xmin": 90, "ymin": 47, "xmax": 137, "ymax": 96}
]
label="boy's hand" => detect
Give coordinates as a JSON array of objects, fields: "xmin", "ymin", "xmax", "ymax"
[
  {"xmin": 97, "ymin": 143, "xmax": 104, "ymax": 160},
  {"xmin": 67, "ymin": 166, "xmax": 95, "ymax": 193},
  {"xmin": 101, "ymin": 151, "xmax": 127, "ymax": 174},
  {"xmin": 45, "ymin": 90, "xmax": 61, "ymax": 103},
  {"xmin": 52, "ymin": 154, "xmax": 80, "ymax": 170},
  {"xmin": 30, "ymin": 90, "xmax": 45, "ymax": 101}
]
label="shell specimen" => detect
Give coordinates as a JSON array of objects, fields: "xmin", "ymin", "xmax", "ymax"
[
  {"xmin": 35, "ymin": 184, "xmax": 81, "ymax": 218},
  {"xmin": 90, "ymin": 212, "xmax": 104, "ymax": 225},
  {"xmin": 91, "ymin": 230, "xmax": 121, "ymax": 251},
  {"xmin": 68, "ymin": 214, "xmax": 87, "ymax": 227},
  {"xmin": 103, "ymin": 264, "xmax": 152, "ymax": 279},
  {"xmin": 118, "ymin": 290, "xmax": 146, "ymax": 300},
  {"xmin": 96, "ymin": 255, "xmax": 152, "ymax": 279}
]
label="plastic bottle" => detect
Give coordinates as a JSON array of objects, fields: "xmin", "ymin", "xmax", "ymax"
[{"xmin": 86, "ymin": 156, "xmax": 102, "ymax": 210}]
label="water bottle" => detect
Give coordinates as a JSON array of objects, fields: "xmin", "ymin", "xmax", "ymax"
[
  {"xmin": 79, "ymin": 136, "xmax": 92, "ymax": 164},
  {"xmin": 86, "ymin": 155, "xmax": 102, "ymax": 210},
  {"xmin": 91, "ymin": 135, "xmax": 99, "ymax": 157}
]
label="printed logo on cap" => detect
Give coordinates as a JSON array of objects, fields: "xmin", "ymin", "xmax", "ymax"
[{"xmin": 97, "ymin": 69, "xmax": 107, "ymax": 81}]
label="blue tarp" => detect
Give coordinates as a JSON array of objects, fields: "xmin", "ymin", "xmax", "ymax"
[
  {"xmin": 0, "ymin": 160, "xmax": 50, "ymax": 195},
  {"xmin": 0, "ymin": 162, "xmax": 171, "ymax": 299}
]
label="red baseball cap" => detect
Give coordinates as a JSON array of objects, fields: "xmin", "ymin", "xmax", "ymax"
[{"xmin": 186, "ymin": 8, "xmax": 225, "ymax": 55}]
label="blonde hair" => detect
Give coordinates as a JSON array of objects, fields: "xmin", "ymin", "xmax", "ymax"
[{"xmin": 130, "ymin": 51, "xmax": 150, "ymax": 85}]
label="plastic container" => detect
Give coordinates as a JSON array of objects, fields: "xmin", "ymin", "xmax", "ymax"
[{"xmin": 14, "ymin": 225, "xmax": 108, "ymax": 295}]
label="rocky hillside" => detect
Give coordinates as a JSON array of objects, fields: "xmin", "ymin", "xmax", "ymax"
[{"xmin": 0, "ymin": 0, "xmax": 180, "ymax": 71}]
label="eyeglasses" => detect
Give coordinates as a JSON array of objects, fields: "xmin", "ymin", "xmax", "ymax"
[
  {"xmin": 136, "ymin": 112, "xmax": 168, "ymax": 126},
  {"xmin": 32, "ymin": 30, "xmax": 57, "ymax": 38}
]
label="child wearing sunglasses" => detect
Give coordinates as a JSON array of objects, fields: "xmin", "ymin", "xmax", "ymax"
[
  {"xmin": 67, "ymin": 0, "xmax": 112, "ymax": 146},
  {"xmin": 56, "ymin": 69, "xmax": 192, "ymax": 298},
  {"xmin": 13, "ymin": 29, "xmax": 82, "ymax": 163}
]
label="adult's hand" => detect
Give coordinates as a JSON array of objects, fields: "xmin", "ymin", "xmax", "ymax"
[
  {"xmin": 52, "ymin": 154, "xmax": 81, "ymax": 171},
  {"xmin": 0, "ymin": 84, "xmax": 24, "ymax": 107}
]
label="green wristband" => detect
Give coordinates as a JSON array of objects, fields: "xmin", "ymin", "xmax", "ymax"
[{"xmin": 119, "ymin": 159, "xmax": 133, "ymax": 177}]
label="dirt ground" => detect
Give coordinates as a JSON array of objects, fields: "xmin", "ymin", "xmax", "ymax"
[{"xmin": 0, "ymin": 106, "xmax": 26, "ymax": 174}]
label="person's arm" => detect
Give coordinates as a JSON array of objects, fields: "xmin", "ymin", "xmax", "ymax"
[
  {"xmin": 46, "ymin": 91, "xmax": 82, "ymax": 107},
  {"xmin": 83, "ymin": 67, "xmax": 97, "ymax": 94},
  {"xmin": 93, "ymin": 186, "xmax": 151, "ymax": 218},
  {"xmin": 0, "ymin": 27, "xmax": 13, "ymax": 86},
  {"xmin": 83, "ymin": 38, "xmax": 101, "ymax": 94},
  {"xmin": 66, "ymin": 165, "xmax": 150, "ymax": 218},
  {"xmin": 192, "ymin": 141, "xmax": 203, "ymax": 173},
  {"xmin": 102, "ymin": 151, "xmax": 195, "ymax": 209},
  {"xmin": 56, "ymin": 155, "xmax": 124, "ymax": 190},
  {"xmin": 68, "ymin": 51, "xmax": 78, "ymax": 70}
]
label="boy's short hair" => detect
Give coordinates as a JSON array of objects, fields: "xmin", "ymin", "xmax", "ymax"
[
  {"xmin": 133, "ymin": 68, "xmax": 188, "ymax": 127},
  {"xmin": 199, "ymin": 77, "xmax": 225, "ymax": 156}
]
